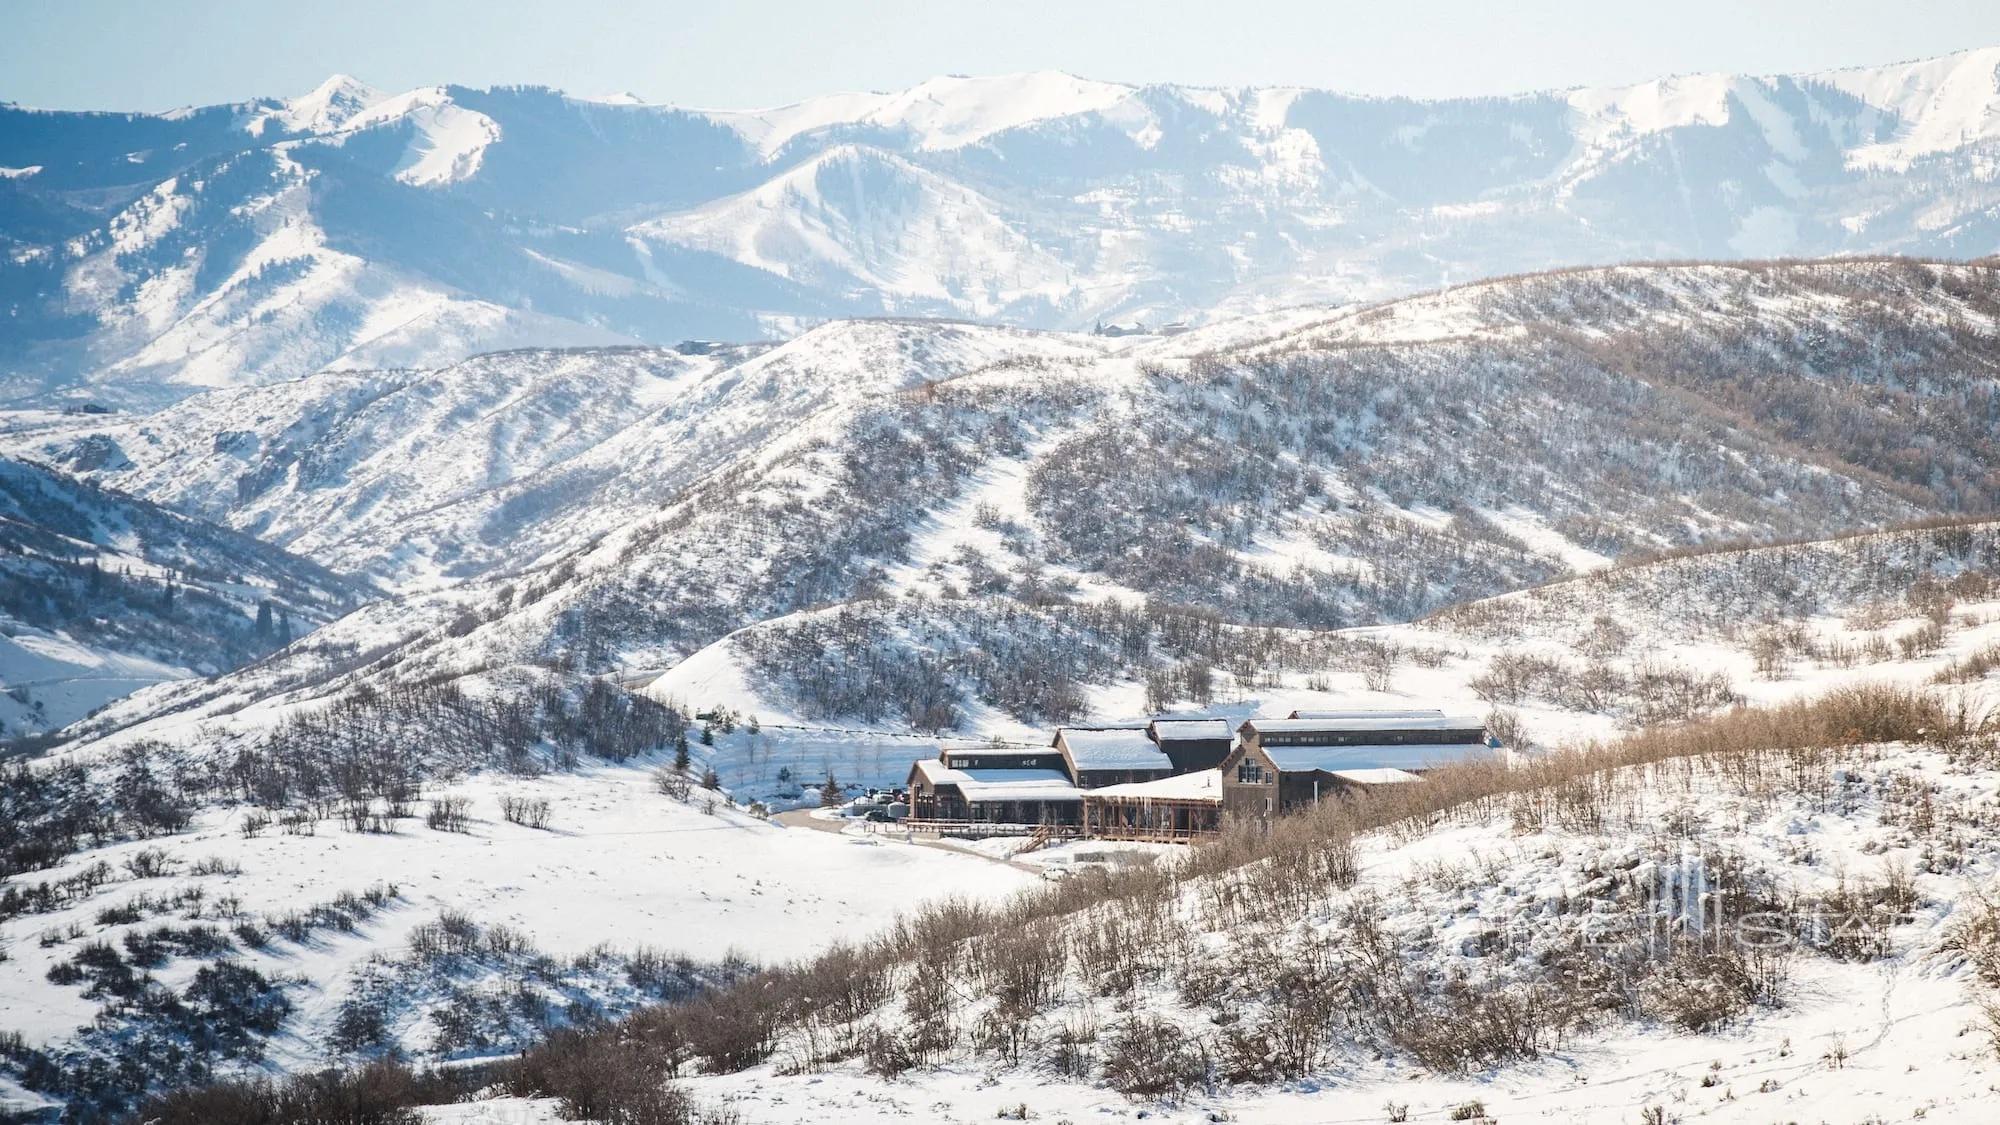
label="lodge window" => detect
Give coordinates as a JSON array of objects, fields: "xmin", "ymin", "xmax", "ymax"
[{"xmin": 1237, "ymin": 762, "xmax": 1267, "ymax": 784}]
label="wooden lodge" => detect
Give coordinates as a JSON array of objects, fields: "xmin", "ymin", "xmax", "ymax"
[
  {"xmin": 902, "ymin": 707, "xmax": 1501, "ymax": 842},
  {"xmin": 1235, "ymin": 709, "xmax": 1495, "ymax": 811}
]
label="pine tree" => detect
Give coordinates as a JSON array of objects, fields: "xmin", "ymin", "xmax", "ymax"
[
  {"xmin": 700, "ymin": 766, "xmax": 721, "ymax": 790},
  {"xmin": 699, "ymin": 724, "xmax": 714, "ymax": 746},
  {"xmin": 255, "ymin": 600, "xmax": 274, "ymax": 639},
  {"xmin": 819, "ymin": 772, "xmax": 843, "ymax": 808},
  {"xmin": 673, "ymin": 732, "xmax": 691, "ymax": 773},
  {"xmin": 277, "ymin": 613, "xmax": 292, "ymax": 646}
]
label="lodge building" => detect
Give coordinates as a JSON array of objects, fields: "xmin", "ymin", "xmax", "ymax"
[{"xmin": 903, "ymin": 708, "xmax": 1500, "ymax": 842}]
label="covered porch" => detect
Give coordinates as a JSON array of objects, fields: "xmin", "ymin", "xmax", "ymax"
[{"xmin": 1080, "ymin": 769, "xmax": 1224, "ymax": 843}]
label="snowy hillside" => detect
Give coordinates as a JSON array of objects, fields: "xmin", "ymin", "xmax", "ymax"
[
  {"xmin": 141, "ymin": 687, "xmax": 2000, "ymax": 1125},
  {"xmin": 661, "ymin": 716, "xmax": 2000, "ymax": 1125},
  {"xmin": 0, "ymin": 457, "xmax": 367, "ymax": 737},
  {"xmin": 8, "ymin": 47, "xmax": 2000, "ymax": 397},
  {"xmin": 26, "ymin": 259, "xmax": 1999, "ymax": 757},
  {"xmin": 0, "ymin": 741, "xmax": 1037, "ymax": 1119}
]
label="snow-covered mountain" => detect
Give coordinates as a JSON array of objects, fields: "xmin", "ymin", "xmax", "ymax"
[
  {"xmin": 7, "ymin": 49, "xmax": 2000, "ymax": 401},
  {"xmin": 30, "ymin": 258, "xmax": 1998, "ymax": 754},
  {"xmin": 0, "ymin": 455, "xmax": 368, "ymax": 736}
]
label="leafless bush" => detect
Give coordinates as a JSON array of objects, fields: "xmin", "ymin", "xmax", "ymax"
[
  {"xmin": 1934, "ymin": 642, "xmax": 2000, "ymax": 684},
  {"xmin": 500, "ymin": 795, "xmax": 552, "ymax": 830},
  {"xmin": 1392, "ymin": 984, "xmax": 1569, "ymax": 1073},
  {"xmin": 1360, "ymin": 646, "xmax": 1399, "ymax": 692},
  {"xmin": 1897, "ymin": 619, "xmax": 1947, "ymax": 659},
  {"xmin": 505, "ymin": 1027, "xmax": 711, "ymax": 1125},
  {"xmin": 425, "ymin": 796, "xmax": 471, "ymax": 832},
  {"xmin": 675, "ymin": 985, "xmax": 785, "ymax": 1073},
  {"xmin": 1101, "ymin": 1016, "xmax": 1208, "ymax": 1098},
  {"xmin": 654, "ymin": 767, "xmax": 693, "ymax": 801},
  {"xmin": 1485, "ymin": 706, "xmax": 1529, "ymax": 751},
  {"xmin": 1639, "ymin": 947, "xmax": 1770, "ymax": 1030},
  {"xmin": 124, "ymin": 848, "xmax": 177, "ymax": 879}
]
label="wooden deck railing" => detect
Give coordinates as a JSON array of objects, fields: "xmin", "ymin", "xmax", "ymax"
[{"xmin": 894, "ymin": 818, "xmax": 1084, "ymax": 839}]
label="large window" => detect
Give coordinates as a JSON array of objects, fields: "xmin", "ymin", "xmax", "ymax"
[{"xmin": 1237, "ymin": 762, "xmax": 1267, "ymax": 784}]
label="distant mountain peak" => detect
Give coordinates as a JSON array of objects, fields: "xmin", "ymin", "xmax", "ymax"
[
  {"xmin": 254, "ymin": 72, "xmax": 388, "ymax": 135},
  {"xmin": 705, "ymin": 68, "xmax": 1137, "ymax": 155},
  {"xmin": 7, "ymin": 45, "xmax": 2000, "ymax": 398}
]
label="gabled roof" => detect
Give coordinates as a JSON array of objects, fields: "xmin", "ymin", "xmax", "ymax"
[
  {"xmin": 1148, "ymin": 718, "xmax": 1233, "ymax": 741},
  {"xmin": 1263, "ymin": 742, "xmax": 1497, "ymax": 774},
  {"xmin": 956, "ymin": 768, "xmax": 1083, "ymax": 802},
  {"xmin": 1056, "ymin": 727, "xmax": 1173, "ymax": 771},
  {"xmin": 913, "ymin": 759, "xmax": 1084, "ymax": 802}
]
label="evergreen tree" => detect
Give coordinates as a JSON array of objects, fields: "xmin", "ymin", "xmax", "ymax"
[
  {"xmin": 254, "ymin": 600, "xmax": 274, "ymax": 639},
  {"xmin": 700, "ymin": 766, "xmax": 721, "ymax": 790},
  {"xmin": 277, "ymin": 613, "xmax": 292, "ymax": 646},
  {"xmin": 700, "ymin": 724, "xmax": 714, "ymax": 746},
  {"xmin": 819, "ymin": 772, "xmax": 843, "ymax": 808},
  {"xmin": 673, "ymin": 732, "xmax": 691, "ymax": 773}
]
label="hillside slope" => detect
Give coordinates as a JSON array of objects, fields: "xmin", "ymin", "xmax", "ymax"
[
  {"xmin": 38, "ymin": 259, "xmax": 2000, "ymax": 751},
  {"xmin": 0, "ymin": 457, "xmax": 369, "ymax": 737}
]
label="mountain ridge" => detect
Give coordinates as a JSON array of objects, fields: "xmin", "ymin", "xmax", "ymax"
[
  {"xmin": 6, "ymin": 48, "xmax": 2000, "ymax": 400},
  {"xmin": 23, "ymin": 257, "xmax": 1995, "ymax": 753}
]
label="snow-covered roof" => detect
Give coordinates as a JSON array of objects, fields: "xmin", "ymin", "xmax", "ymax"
[
  {"xmin": 1087, "ymin": 769, "xmax": 1223, "ymax": 802},
  {"xmin": 1327, "ymin": 768, "xmax": 1423, "ymax": 786},
  {"xmin": 1148, "ymin": 719, "xmax": 1233, "ymax": 741},
  {"xmin": 914, "ymin": 760, "xmax": 1084, "ymax": 802},
  {"xmin": 1056, "ymin": 727, "xmax": 1173, "ymax": 771},
  {"xmin": 1247, "ymin": 714, "xmax": 1484, "ymax": 734},
  {"xmin": 1263, "ymin": 743, "xmax": 1498, "ymax": 774},
  {"xmin": 942, "ymin": 745, "xmax": 1064, "ymax": 764},
  {"xmin": 1287, "ymin": 708, "xmax": 1446, "ymax": 721}
]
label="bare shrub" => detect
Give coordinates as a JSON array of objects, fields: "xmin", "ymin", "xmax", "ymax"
[
  {"xmin": 506, "ymin": 1027, "xmax": 707, "ymax": 1125},
  {"xmin": 1485, "ymin": 706, "xmax": 1528, "ymax": 751},
  {"xmin": 425, "ymin": 796, "xmax": 471, "ymax": 833},
  {"xmin": 1897, "ymin": 619, "xmax": 1946, "ymax": 659},
  {"xmin": 500, "ymin": 795, "xmax": 552, "ymax": 830},
  {"xmin": 1934, "ymin": 642, "xmax": 2000, "ymax": 684},
  {"xmin": 1393, "ymin": 984, "xmax": 1568, "ymax": 1073},
  {"xmin": 1639, "ymin": 947, "xmax": 1770, "ymax": 1031},
  {"xmin": 124, "ymin": 848, "xmax": 178, "ymax": 879},
  {"xmin": 1101, "ymin": 1016, "xmax": 1208, "ymax": 1098},
  {"xmin": 654, "ymin": 768, "xmax": 692, "ymax": 801}
]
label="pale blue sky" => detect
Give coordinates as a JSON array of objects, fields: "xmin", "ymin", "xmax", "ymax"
[{"xmin": 7, "ymin": 0, "xmax": 2000, "ymax": 112}]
